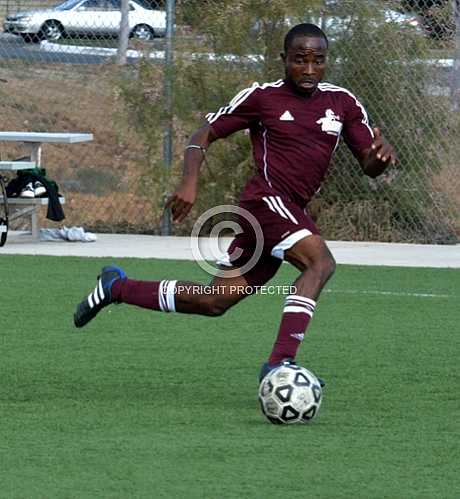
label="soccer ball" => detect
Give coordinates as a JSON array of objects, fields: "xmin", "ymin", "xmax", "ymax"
[{"xmin": 258, "ymin": 364, "xmax": 322, "ymax": 424}]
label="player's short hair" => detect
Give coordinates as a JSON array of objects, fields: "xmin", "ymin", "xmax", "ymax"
[{"xmin": 284, "ymin": 23, "xmax": 329, "ymax": 52}]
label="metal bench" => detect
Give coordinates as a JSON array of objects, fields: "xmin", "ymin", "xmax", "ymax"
[
  {"xmin": 0, "ymin": 132, "xmax": 92, "ymax": 245},
  {"xmin": 0, "ymin": 195, "xmax": 66, "ymax": 240}
]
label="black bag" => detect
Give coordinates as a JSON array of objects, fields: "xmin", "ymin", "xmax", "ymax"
[
  {"xmin": 0, "ymin": 175, "xmax": 8, "ymax": 246},
  {"xmin": 6, "ymin": 167, "xmax": 65, "ymax": 222}
]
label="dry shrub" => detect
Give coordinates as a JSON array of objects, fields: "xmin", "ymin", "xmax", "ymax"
[
  {"xmin": 312, "ymin": 199, "xmax": 399, "ymax": 242},
  {"xmin": 431, "ymin": 163, "xmax": 460, "ymax": 236}
]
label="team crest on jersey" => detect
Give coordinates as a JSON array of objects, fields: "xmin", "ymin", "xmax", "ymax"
[{"xmin": 316, "ymin": 109, "xmax": 343, "ymax": 136}]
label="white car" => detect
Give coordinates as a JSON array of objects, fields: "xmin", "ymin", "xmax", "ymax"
[{"xmin": 4, "ymin": 0, "xmax": 166, "ymax": 42}]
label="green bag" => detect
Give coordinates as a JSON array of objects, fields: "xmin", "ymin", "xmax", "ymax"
[{"xmin": 17, "ymin": 167, "xmax": 59, "ymax": 192}]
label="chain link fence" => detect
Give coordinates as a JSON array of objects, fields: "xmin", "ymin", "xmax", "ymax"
[{"xmin": 0, "ymin": 0, "xmax": 458, "ymax": 243}]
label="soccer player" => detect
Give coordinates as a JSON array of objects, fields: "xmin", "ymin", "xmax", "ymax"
[{"xmin": 74, "ymin": 23, "xmax": 396, "ymax": 385}]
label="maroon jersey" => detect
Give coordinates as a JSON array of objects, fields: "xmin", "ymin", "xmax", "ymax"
[{"xmin": 206, "ymin": 79, "xmax": 374, "ymax": 207}]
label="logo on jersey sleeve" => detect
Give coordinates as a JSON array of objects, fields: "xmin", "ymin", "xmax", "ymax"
[
  {"xmin": 316, "ymin": 109, "xmax": 343, "ymax": 136},
  {"xmin": 279, "ymin": 110, "xmax": 295, "ymax": 121}
]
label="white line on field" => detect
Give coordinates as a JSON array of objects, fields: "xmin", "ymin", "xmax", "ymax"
[{"xmin": 325, "ymin": 289, "xmax": 455, "ymax": 299}]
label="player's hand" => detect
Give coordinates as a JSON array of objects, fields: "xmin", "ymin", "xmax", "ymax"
[
  {"xmin": 371, "ymin": 127, "xmax": 397, "ymax": 165},
  {"xmin": 164, "ymin": 181, "xmax": 197, "ymax": 223}
]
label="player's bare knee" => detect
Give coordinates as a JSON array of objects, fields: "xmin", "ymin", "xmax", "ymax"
[
  {"xmin": 289, "ymin": 243, "xmax": 335, "ymax": 285},
  {"xmin": 201, "ymin": 295, "xmax": 232, "ymax": 317},
  {"xmin": 305, "ymin": 253, "xmax": 335, "ymax": 285},
  {"xmin": 311, "ymin": 245, "xmax": 335, "ymax": 280},
  {"xmin": 207, "ymin": 301, "xmax": 228, "ymax": 317},
  {"xmin": 321, "ymin": 252, "xmax": 336, "ymax": 281}
]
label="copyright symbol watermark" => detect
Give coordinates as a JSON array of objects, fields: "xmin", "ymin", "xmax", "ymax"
[{"xmin": 190, "ymin": 205, "xmax": 264, "ymax": 278}]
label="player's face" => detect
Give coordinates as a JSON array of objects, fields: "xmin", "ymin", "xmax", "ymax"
[{"xmin": 282, "ymin": 36, "xmax": 328, "ymax": 95}]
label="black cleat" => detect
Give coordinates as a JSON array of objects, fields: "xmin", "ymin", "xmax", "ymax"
[
  {"xmin": 74, "ymin": 265, "xmax": 126, "ymax": 328},
  {"xmin": 259, "ymin": 359, "xmax": 326, "ymax": 387}
]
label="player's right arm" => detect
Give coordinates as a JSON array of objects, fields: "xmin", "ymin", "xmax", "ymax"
[
  {"xmin": 165, "ymin": 124, "xmax": 219, "ymax": 223},
  {"xmin": 166, "ymin": 82, "xmax": 262, "ymax": 223}
]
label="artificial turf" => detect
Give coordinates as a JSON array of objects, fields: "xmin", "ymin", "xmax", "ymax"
[{"xmin": 1, "ymin": 255, "xmax": 459, "ymax": 498}]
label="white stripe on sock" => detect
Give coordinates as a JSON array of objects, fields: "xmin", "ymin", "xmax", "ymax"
[
  {"xmin": 158, "ymin": 280, "xmax": 168, "ymax": 312},
  {"xmin": 286, "ymin": 295, "xmax": 316, "ymax": 307},
  {"xmin": 165, "ymin": 280, "xmax": 177, "ymax": 313},
  {"xmin": 286, "ymin": 300, "xmax": 316, "ymax": 313},
  {"xmin": 283, "ymin": 305, "xmax": 314, "ymax": 317}
]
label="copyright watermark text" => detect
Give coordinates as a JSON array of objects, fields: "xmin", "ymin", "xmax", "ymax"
[{"xmin": 175, "ymin": 284, "xmax": 297, "ymax": 295}]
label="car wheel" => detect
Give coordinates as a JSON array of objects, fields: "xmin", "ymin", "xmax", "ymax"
[
  {"xmin": 131, "ymin": 24, "xmax": 154, "ymax": 41},
  {"xmin": 40, "ymin": 20, "xmax": 64, "ymax": 41}
]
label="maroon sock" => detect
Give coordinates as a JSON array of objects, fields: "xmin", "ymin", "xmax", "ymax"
[
  {"xmin": 268, "ymin": 295, "xmax": 316, "ymax": 365},
  {"xmin": 112, "ymin": 278, "xmax": 177, "ymax": 312}
]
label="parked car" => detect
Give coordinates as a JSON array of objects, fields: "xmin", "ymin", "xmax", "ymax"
[
  {"xmin": 249, "ymin": 0, "xmax": 423, "ymax": 41},
  {"xmin": 3, "ymin": 0, "xmax": 166, "ymax": 42}
]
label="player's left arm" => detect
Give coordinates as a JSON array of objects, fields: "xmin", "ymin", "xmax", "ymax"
[
  {"xmin": 342, "ymin": 93, "xmax": 397, "ymax": 178},
  {"xmin": 357, "ymin": 127, "xmax": 397, "ymax": 178}
]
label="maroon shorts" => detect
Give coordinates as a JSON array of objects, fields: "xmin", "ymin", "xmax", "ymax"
[{"xmin": 217, "ymin": 196, "xmax": 319, "ymax": 286}]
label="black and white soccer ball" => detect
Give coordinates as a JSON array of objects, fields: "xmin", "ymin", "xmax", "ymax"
[{"xmin": 258, "ymin": 364, "xmax": 322, "ymax": 424}]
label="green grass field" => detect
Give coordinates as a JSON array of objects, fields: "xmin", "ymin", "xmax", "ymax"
[{"xmin": 1, "ymin": 255, "xmax": 459, "ymax": 499}]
